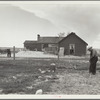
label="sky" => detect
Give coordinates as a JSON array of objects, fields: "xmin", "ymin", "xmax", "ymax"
[{"xmin": 0, "ymin": 1, "xmax": 100, "ymax": 48}]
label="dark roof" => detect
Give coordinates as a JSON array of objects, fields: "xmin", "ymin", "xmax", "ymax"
[
  {"xmin": 24, "ymin": 33, "xmax": 88, "ymax": 45},
  {"xmin": 24, "ymin": 37, "xmax": 64, "ymax": 44},
  {"xmin": 24, "ymin": 40, "xmax": 38, "ymax": 44},
  {"xmin": 59, "ymin": 32, "xmax": 88, "ymax": 45},
  {"xmin": 38, "ymin": 37, "xmax": 64, "ymax": 43}
]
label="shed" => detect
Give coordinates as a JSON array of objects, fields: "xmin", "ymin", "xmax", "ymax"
[{"xmin": 58, "ymin": 32, "xmax": 88, "ymax": 56}]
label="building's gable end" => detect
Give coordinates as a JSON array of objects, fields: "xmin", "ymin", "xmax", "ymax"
[{"xmin": 59, "ymin": 32, "xmax": 88, "ymax": 45}]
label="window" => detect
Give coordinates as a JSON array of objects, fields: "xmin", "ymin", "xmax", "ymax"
[
  {"xmin": 69, "ymin": 44, "xmax": 75, "ymax": 55},
  {"xmin": 48, "ymin": 44, "xmax": 57, "ymax": 47}
]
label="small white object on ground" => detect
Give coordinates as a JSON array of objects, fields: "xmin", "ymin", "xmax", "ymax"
[
  {"xmin": 12, "ymin": 76, "xmax": 17, "ymax": 79},
  {"xmin": 41, "ymin": 71, "xmax": 46, "ymax": 73},
  {"xmin": 38, "ymin": 76, "xmax": 42, "ymax": 79},
  {"xmin": 50, "ymin": 63, "xmax": 56, "ymax": 66},
  {"xmin": 45, "ymin": 78, "xmax": 49, "ymax": 82},
  {"xmin": 38, "ymin": 68, "xmax": 42, "ymax": 72},
  {"xmin": 26, "ymin": 86, "xmax": 33, "ymax": 89},
  {"xmin": 35, "ymin": 89, "xmax": 43, "ymax": 94},
  {"xmin": 38, "ymin": 69, "xmax": 46, "ymax": 73}
]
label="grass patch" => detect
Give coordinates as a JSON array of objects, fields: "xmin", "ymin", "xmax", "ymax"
[{"xmin": 0, "ymin": 57, "xmax": 99, "ymax": 94}]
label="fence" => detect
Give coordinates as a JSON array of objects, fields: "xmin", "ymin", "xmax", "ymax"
[{"xmin": 44, "ymin": 47, "xmax": 58, "ymax": 55}]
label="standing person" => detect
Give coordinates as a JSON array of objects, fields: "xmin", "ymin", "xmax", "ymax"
[
  {"xmin": 7, "ymin": 49, "xmax": 11, "ymax": 57},
  {"xmin": 88, "ymin": 47, "xmax": 98, "ymax": 75}
]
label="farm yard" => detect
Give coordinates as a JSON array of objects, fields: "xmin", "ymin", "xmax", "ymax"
[
  {"xmin": 1, "ymin": 2, "xmax": 100, "ymax": 99},
  {"xmin": 0, "ymin": 51, "xmax": 100, "ymax": 95}
]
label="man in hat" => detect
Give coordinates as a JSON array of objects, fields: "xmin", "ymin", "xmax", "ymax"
[{"xmin": 88, "ymin": 46, "xmax": 98, "ymax": 75}]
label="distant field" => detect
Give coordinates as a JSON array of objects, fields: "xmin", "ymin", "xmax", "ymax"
[{"xmin": 0, "ymin": 57, "xmax": 100, "ymax": 95}]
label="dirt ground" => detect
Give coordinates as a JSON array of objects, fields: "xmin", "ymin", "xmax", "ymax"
[{"xmin": 0, "ymin": 57, "xmax": 100, "ymax": 95}]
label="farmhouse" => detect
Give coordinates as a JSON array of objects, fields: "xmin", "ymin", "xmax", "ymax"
[
  {"xmin": 24, "ymin": 34, "xmax": 63, "ymax": 54},
  {"xmin": 24, "ymin": 32, "xmax": 88, "ymax": 56}
]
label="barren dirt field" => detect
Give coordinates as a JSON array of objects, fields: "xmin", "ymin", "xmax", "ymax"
[{"xmin": 0, "ymin": 57, "xmax": 100, "ymax": 95}]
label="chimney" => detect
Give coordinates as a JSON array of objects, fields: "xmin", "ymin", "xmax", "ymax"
[
  {"xmin": 71, "ymin": 32, "xmax": 75, "ymax": 34},
  {"xmin": 37, "ymin": 34, "xmax": 40, "ymax": 41}
]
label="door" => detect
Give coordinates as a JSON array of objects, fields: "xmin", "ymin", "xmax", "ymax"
[
  {"xmin": 59, "ymin": 47, "xmax": 64, "ymax": 56},
  {"xmin": 69, "ymin": 44, "xmax": 75, "ymax": 55}
]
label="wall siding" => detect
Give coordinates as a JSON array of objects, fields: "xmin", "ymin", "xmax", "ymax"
[{"xmin": 24, "ymin": 43, "xmax": 42, "ymax": 51}]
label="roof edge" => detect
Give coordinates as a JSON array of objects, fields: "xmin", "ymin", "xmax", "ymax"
[{"xmin": 59, "ymin": 32, "xmax": 88, "ymax": 45}]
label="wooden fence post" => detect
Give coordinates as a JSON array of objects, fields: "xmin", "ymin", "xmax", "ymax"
[
  {"xmin": 58, "ymin": 44, "xmax": 59, "ymax": 60},
  {"xmin": 13, "ymin": 46, "xmax": 15, "ymax": 60}
]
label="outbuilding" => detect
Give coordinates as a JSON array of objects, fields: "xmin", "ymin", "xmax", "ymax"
[{"xmin": 59, "ymin": 32, "xmax": 88, "ymax": 56}]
